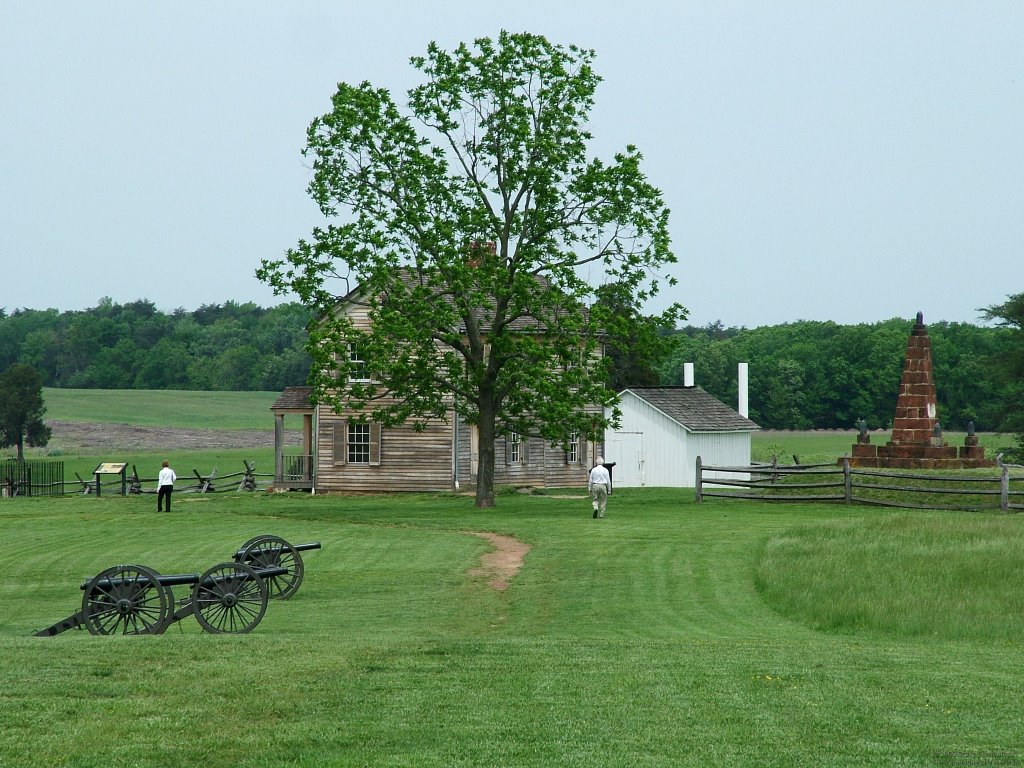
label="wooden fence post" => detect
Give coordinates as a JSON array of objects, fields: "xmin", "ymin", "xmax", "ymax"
[
  {"xmin": 843, "ymin": 459, "xmax": 852, "ymax": 504},
  {"xmin": 1001, "ymin": 465, "xmax": 1009, "ymax": 513},
  {"xmin": 695, "ymin": 456, "xmax": 702, "ymax": 503}
]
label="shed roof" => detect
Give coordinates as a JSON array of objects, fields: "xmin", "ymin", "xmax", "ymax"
[
  {"xmin": 620, "ymin": 386, "xmax": 760, "ymax": 432},
  {"xmin": 271, "ymin": 386, "xmax": 314, "ymax": 411}
]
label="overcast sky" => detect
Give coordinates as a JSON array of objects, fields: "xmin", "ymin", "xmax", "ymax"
[{"xmin": 2, "ymin": 2, "xmax": 1020, "ymax": 328}]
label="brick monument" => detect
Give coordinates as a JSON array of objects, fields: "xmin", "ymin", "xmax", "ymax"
[{"xmin": 848, "ymin": 312, "xmax": 994, "ymax": 469}]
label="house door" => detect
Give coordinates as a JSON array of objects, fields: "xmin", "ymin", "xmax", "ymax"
[{"xmin": 470, "ymin": 425, "xmax": 479, "ymax": 479}]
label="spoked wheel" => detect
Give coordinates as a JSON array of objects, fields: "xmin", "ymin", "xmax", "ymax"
[
  {"xmin": 192, "ymin": 562, "xmax": 268, "ymax": 634},
  {"xmin": 81, "ymin": 564, "xmax": 171, "ymax": 635},
  {"xmin": 239, "ymin": 535, "xmax": 304, "ymax": 600}
]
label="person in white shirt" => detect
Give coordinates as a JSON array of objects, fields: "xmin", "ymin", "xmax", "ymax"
[
  {"xmin": 588, "ymin": 457, "xmax": 611, "ymax": 519},
  {"xmin": 157, "ymin": 460, "xmax": 177, "ymax": 512}
]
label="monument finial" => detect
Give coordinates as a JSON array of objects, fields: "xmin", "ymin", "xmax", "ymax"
[{"xmin": 916, "ymin": 311, "xmax": 924, "ymax": 325}]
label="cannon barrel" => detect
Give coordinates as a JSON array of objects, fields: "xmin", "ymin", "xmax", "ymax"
[
  {"xmin": 233, "ymin": 541, "xmax": 322, "ymax": 560},
  {"xmin": 80, "ymin": 566, "xmax": 288, "ymax": 591}
]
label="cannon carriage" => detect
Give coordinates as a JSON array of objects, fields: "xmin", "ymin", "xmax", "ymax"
[{"xmin": 35, "ymin": 535, "xmax": 321, "ymax": 637}]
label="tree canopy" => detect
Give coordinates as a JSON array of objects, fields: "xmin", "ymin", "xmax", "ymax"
[
  {"xmin": 981, "ymin": 293, "xmax": 1024, "ymax": 461},
  {"xmin": 657, "ymin": 317, "xmax": 1016, "ymax": 434},
  {"xmin": 0, "ymin": 364, "xmax": 51, "ymax": 462},
  {"xmin": 259, "ymin": 32, "xmax": 683, "ymax": 507},
  {"xmin": 0, "ymin": 299, "xmax": 311, "ymax": 392}
]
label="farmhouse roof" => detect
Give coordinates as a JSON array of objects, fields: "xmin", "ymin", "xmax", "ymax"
[
  {"xmin": 621, "ymin": 386, "xmax": 760, "ymax": 432},
  {"xmin": 271, "ymin": 386, "xmax": 314, "ymax": 411}
]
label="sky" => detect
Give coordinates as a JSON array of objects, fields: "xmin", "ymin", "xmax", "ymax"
[{"xmin": 2, "ymin": 2, "xmax": 1021, "ymax": 329}]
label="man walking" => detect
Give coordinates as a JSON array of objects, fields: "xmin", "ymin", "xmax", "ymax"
[
  {"xmin": 588, "ymin": 457, "xmax": 611, "ymax": 519},
  {"xmin": 157, "ymin": 460, "xmax": 176, "ymax": 512}
]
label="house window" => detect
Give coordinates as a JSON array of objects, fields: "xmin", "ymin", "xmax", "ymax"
[
  {"xmin": 509, "ymin": 431, "xmax": 522, "ymax": 463},
  {"xmin": 348, "ymin": 343, "xmax": 368, "ymax": 382},
  {"xmin": 348, "ymin": 423, "xmax": 371, "ymax": 463},
  {"xmin": 333, "ymin": 421, "xmax": 381, "ymax": 466},
  {"xmin": 566, "ymin": 431, "xmax": 580, "ymax": 464}
]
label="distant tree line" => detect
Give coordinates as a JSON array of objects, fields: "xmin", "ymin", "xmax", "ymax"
[
  {"xmin": 656, "ymin": 318, "xmax": 1015, "ymax": 432},
  {"xmin": 0, "ymin": 298, "xmax": 311, "ymax": 392},
  {"xmin": 0, "ymin": 298, "xmax": 1017, "ymax": 436}
]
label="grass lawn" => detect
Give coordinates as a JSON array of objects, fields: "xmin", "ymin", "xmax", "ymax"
[{"xmin": 2, "ymin": 489, "xmax": 1022, "ymax": 767}]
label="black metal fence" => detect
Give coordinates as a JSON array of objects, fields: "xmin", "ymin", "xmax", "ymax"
[
  {"xmin": 695, "ymin": 457, "xmax": 1024, "ymax": 513},
  {"xmin": 1, "ymin": 459, "xmax": 65, "ymax": 497}
]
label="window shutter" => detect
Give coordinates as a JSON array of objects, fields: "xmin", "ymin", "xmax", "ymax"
[
  {"xmin": 504, "ymin": 434, "xmax": 512, "ymax": 465},
  {"xmin": 581, "ymin": 439, "xmax": 589, "ymax": 466},
  {"xmin": 369, "ymin": 422, "xmax": 381, "ymax": 466},
  {"xmin": 333, "ymin": 421, "xmax": 348, "ymax": 465},
  {"xmin": 522, "ymin": 437, "xmax": 531, "ymax": 465}
]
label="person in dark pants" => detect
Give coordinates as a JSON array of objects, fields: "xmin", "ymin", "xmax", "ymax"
[{"xmin": 157, "ymin": 460, "xmax": 176, "ymax": 512}]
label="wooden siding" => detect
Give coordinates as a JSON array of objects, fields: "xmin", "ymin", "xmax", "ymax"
[
  {"xmin": 316, "ymin": 406, "xmax": 453, "ymax": 493},
  {"xmin": 450, "ymin": 415, "xmax": 598, "ymax": 491}
]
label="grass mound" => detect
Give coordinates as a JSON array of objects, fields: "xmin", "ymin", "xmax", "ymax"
[{"xmin": 755, "ymin": 512, "xmax": 1024, "ymax": 641}]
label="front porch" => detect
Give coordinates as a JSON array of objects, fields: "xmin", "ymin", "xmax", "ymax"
[{"xmin": 271, "ymin": 387, "xmax": 315, "ymax": 490}]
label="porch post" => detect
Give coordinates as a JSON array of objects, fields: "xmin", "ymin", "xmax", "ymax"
[
  {"xmin": 274, "ymin": 414, "xmax": 285, "ymax": 484},
  {"xmin": 303, "ymin": 414, "xmax": 313, "ymax": 483}
]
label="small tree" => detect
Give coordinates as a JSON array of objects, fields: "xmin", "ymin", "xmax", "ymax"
[
  {"xmin": 981, "ymin": 293, "xmax": 1024, "ymax": 462},
  {"xmin": 259, "ymin": 32, "xmax": 683, "ymax": 507},
  {"xmin": 0, "ymin": 364, "xmax": 52, "ymax": 462}
]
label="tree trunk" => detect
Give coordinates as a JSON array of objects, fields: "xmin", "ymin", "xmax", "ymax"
[{"xmin": 475, "ymin": 394, "xmax": 497, "ymax": 508}]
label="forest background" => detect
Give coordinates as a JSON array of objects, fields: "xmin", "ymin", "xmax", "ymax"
[{"xmin": 0, "ymin": 298, "xmax": 1013, "ymax": 432}]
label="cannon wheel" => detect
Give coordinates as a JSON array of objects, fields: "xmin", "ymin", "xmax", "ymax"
[
  {"xmin": 192, "ymin": 562, "xmax": 268, "ymax": 634},
  {"xmin": 238, "ymin": 535, "xmax": 304, "ymax": 600},
  {"xmin": 81, "ymin": 564, "xmax": 171, "ymax": 635}
]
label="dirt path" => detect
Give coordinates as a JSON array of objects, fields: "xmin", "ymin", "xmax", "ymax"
[{"xmin": 466, "ymin": 532, "xmax": 531, "ymax": 591}]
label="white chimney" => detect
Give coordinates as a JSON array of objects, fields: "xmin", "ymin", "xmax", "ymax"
[
  {"xmin": 683, "ymin": 362, "xmax": 694, "ymax": 387},
  {"xmin": 738, "ymin": 362, "xmax": 749, "ymax": 418}
]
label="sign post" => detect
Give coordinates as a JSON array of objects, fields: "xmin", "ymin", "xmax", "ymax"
[{"xmin": 93, "ymin": 462, "xmax": 128, "ymax": 497}]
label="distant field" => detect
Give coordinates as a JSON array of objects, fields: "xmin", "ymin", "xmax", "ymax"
[
  {"xmin": 752, "ymin": 429, "xmax": 1013, "ymax": 465},
  {"xmin": 42, "ymin": 388, "xmax": 280, "ymax": 431},
  {"xmin": 22, "ymin": 389, "xmax": 1018, "ymax": 479}
]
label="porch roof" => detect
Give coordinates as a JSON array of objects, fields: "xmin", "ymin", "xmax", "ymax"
[{"xmin": 271, "ymin": 386, "xmax": 314, "ymax": 412}]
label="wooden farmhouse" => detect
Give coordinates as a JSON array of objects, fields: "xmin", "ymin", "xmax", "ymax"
[
  {"xmin": 271, "ymin": 280, "xmax": 604, "ymax": 494},
  {"xmin": 603, "ymin": 386, "xmax": 759, "ymax": 488}
]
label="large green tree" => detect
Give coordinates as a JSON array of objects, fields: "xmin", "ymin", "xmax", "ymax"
[
  {"xmin": 0, "ymin": 364, "xmax": 52, "ymax": 462},
  {"xmin": 981, "ymin": 293, "xmax": 1024, "ymax": 461},
  {"xmin": 259, "ymin": 32, "xmax": 682, "ymax": 507}
]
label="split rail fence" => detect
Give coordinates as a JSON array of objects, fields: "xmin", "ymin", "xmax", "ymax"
[
  {"xmin": 1, "ymin": 460, "xmax": 273, "ymax": 498},
  {"xmin": 695, "ymin": 457, "xmax": 1024, "ymax": 513}
]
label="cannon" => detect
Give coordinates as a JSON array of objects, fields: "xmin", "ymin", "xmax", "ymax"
[
  {"xmin": 232, "ymin": 535, "xmax": 321, "ymax": 601},
  {"xmin": 34, "ymin": 561, "xmax": 287, "ymax": 637}
]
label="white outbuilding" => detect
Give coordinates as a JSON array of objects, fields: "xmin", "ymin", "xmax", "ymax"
[{"xmin": 603, "ymin": 385, "xmax": 760, "ymax": 488}]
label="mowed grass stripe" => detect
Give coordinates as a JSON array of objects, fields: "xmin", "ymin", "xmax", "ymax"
[{"xmin": 3, "ymin": 491, "xmax": 1024, "ymax": 766}]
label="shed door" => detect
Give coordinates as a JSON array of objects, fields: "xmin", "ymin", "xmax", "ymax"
[{"xmin": 604, "ymin": 430, "xmax": 645, "ymax": 487}]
